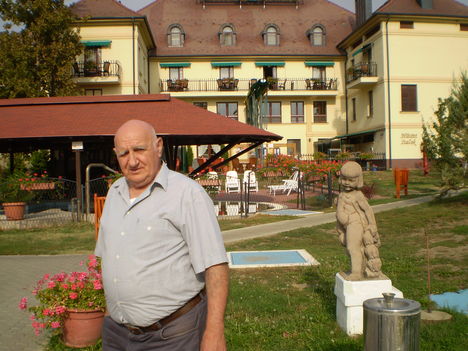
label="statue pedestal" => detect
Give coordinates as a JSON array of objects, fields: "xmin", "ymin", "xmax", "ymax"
[{"xmin": 334, "ymin": 272, "xmax": 403, "ymax": 335}]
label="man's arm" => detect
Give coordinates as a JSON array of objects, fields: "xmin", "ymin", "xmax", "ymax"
[{"xmin": 201, "ymin": 262, "xmax": 229, "ymax": 351}]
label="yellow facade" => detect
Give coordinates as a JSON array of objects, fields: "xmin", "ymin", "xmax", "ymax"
[{"xmin": 73, "ymin": 5, "xmax": 468, "ymax": 168}]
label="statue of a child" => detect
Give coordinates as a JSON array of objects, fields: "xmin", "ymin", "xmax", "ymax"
[{"xmin": 336, "ymin": 161, "xmax": 382, "ymax": 280}]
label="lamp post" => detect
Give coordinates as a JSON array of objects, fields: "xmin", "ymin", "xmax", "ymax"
[{"xmin": 72, "ymin": 141, "xmax": 83, "ymax": 222}]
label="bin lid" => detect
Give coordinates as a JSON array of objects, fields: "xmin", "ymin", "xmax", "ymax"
[{"xmin": 364, "ymin": 295, "xmax": 421, "ymax": 314}]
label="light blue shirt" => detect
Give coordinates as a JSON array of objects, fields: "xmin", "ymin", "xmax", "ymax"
[{"xmin": 95, "ymin": 163, "xmax": 227, "ymax": 326}]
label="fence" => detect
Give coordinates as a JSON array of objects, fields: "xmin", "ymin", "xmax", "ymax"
[
  {"xmin": 198, "ymin": 170, "xmax": 340, "ymax": 220},
  {"xmin": 0, "ymin": 177, "xmax": 113, "ymax": 230}
]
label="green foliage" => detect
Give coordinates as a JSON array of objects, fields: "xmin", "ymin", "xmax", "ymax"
[
  {"xmin": 0, "ymin": 170, "xmax": 35, "ymax": 202},
  {"xmin": 0, "ymin": 0, "xmax": 82, "ymax": 98},
  {"xmin": 422, "ymin": 72, "xmax": 468, "ymax": 196},
  {"xmin": 186, "ymin": 146, "xmax": 194, "ymax": 169},
  {"xmin": 30, "ymin": 150, "xmax": 50, "ymax": 174}
]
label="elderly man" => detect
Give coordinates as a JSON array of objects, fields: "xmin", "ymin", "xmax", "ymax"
[{"xmin": 96, "ymin": 120, "xmax": 229, "ymax": 350}]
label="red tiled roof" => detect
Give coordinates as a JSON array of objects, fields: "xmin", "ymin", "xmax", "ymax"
[
  {"xmin": 70, "ymin": 0, "xmax": 142, "ymax": 18},
  {"xmin": 138, "ymin": 0, "xmax": 354, "ymax": 56},
  {"xmin": 376, "ymin": 0, "xmax": 468, "ymax": 17},
  {"xmin": 0, "ymin": 94, "xmax": 281, "ymax": 146}
]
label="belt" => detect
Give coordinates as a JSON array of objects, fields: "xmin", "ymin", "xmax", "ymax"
[{"xmin": 124, "ymin": 288, "xmax": 206, "ymax": 335}]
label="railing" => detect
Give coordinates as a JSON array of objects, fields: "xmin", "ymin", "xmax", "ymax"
[
  {"xmin": 347, "ymin": 61, "xmax": 377, "ymax": 83},
  {"xmin": 72, "ymin": 60, "xmax": 121, "ymax": 78},
  {"xmin": 199, "ymin": 0, "xmax": 303, "ymax": 5},
  {"xmin": 159, "ymin": 77, "xmax": 338, "ymax": 92}
]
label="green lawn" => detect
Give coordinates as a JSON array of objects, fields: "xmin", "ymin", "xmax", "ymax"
[{"xmin": 37, "ymin": 192, "xmax": 468, "ymax": 350}]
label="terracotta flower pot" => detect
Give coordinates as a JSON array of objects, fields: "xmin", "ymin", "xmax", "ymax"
[
  {"xmin": 62, "ymin": 309, "xmax": 105, "ymax": 348},
  {"xmin": 2, "ymin": 202, "xmax": 26, "ymax": 220}
]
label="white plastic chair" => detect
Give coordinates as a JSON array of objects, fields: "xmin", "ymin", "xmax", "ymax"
[
  {"xmin": 207, "ymin": 171, "xmax": 221, "ymax": 191},
  {"xmin": 226, "ymin": 202, "xmax": 240, "ymax": 216},
  {"xmin": 225, "ymin": 170, "xmax": 241, "ymax": 193},
  {"xmin": 242, "ymin": 170, "xmax": 258, "ymax": 192}
]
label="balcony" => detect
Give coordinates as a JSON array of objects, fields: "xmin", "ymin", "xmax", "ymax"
[
  {"xmin": 159, "ymin": 77, "xmax": 338, "ymax": 94},
  {"xmin": 347, "ymin": 61, "xmax": 378, "ymax": 89},
  {"xmin": 72, "ymin": 61, "xmax": 121, "ymax": 85}
]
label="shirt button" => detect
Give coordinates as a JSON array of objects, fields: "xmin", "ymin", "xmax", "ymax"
[
  {"xmin": 113, "ymin": 278, "xmax": 118, "ymax": 283},
  {"xmin": 147, "ymin": 226, "xmax": 152, "ymax": 231},
  {"xmin": 121, "ymin": 231, "xmax": 125, "ymax": 236},
  {"xmin": 116, "ymin": 254, "xmax": 120, "ymax": 259}
]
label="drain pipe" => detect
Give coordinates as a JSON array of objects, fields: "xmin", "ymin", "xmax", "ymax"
[
  {"xmin": 85, "ymin": 163, "xmax": 118, "ymax": 220},
  {"xmin": 385, "ymin": 18, "xmax": 393, "ymax": 169},
  {"xmin": 132, "ymin": 17, "xmax": 136, "ymax": 95}
]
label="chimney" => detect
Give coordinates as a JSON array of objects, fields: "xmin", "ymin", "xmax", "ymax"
[
  {"xmin": 355, "ymin": 0, "xmax": 373, "ymax": 27},
  {"xmin": 417, "ymin": 0, "xmax": 433, "ymax": 9}
]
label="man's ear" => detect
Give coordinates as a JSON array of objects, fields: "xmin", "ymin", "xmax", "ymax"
[{"xmin": 156, "ymin": 137, "xmax": 164, "ymax": 158}]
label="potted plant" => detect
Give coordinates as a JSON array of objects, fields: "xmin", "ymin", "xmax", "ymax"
[
  {"xmin": 19, "ymin": 255, "xmax": 106, "ymax": 348},
  {"xmin": 0, "ymin": 171, "xmax": 35, "ymax": 220}
]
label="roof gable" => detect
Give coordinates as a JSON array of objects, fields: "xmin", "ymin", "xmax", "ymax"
[
  {"xmin": 376, "ymin": 0, "xmax": 468, "ymax": 17},
  {"xmin": 70, "ymin": 0, "xmax": 141, "ymax": 18}
]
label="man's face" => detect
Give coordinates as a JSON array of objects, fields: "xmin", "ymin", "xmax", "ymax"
[{"xmin": 114, "ymin": 126, "xmax": 163, "ymax": 192}]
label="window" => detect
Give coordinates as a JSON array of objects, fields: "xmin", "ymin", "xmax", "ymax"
[
  {"xmin": 291, "ymin": 101, "xmax": 304, "ymax": 123},
  {"xmin": 193, "ymin": 102, "xmax": 207, "ymax": 109},
  {"xmin": 167, "ymin": 24, "xmax": 184, "ymax": 47},
  {"xmin": 401, "ymin": 85, "xmax": 418, "ymax": 111},
  {"xmin": 263, "ymin": 25, "xmax": 280, "ymax": 46},
  {"xmin": 84, "ymin": 46, "xmax": 101, "ymax": 75},
  {"xmin": 312, "ymin": 66, "xmax": 326, "ymax": 80},
  {"xmin": 460, "ymin": 24, "xmax": 468, "ymax": 31},
  {"xmin": 169, "ymin": 67, "xmax": 183, "ymax": 81},
  {"xmin": 352, "ymin": 98, "xmax": 356, "ymax": 121},
  {"xmin": 219, "ymin": 66, "xmax": 234, "ymax": 79},
  {"xmin": 263, "ymin": 66, "xmax": 277, "ymax": 79},
  {"xmin": 219, "ymin": 24, "xmax": 236, "ymax": 46},
  {"xmin": 400, "ymin": 21, "xmax": 414, "ymax": 29},
  {"xmin": 308, "ymin": 25, "xmax": 326, "ymax": 46},
  {"xmin": 368, "ymin": 90, "xmax": 374, "ymax": 117},
  {"xmin": 217, "ymin": 102, "xmax": 238, "ymax": 121},
  {"xmin": 313, "ymin": 101, "xmax": 327, "ymax": 123},
  {"xmin": 85, "ymin": 88, "xmax": 102, "ymax": 96},
  {"xmin": 287, "ymin": 139, "xmax": 301, "ymax": 156},
  {"xmin": 263, "ymin": 102, "xmax": 281, "ymax": 124}
]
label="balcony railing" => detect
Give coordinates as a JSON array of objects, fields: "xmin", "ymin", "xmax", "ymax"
[
  {"xmin": 72, "ymin": 60, "xmax": 121, "ymax": 78},
  {"xmin": 159, "ymin": 77, "xmax": 338, "ymax": 92},
  {"xmin": 347, "ymin": 62, "xmax": 377, "ymax": 83}
]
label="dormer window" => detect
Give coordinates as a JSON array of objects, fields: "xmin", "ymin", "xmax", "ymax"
[
  {"xmin": 307, "ymin": 25, "xmax": 326, "ymax": 46},
  {"xmin": 219, "ymin": 24, "xmax": 236, "ymax": 46},
  {"xmin": 262, "ymin": 24, "xmax": 280, "ymax": 46},
  {"xmin": 167, "ymin": 24, "xmax": 185, "ymax": 47}
]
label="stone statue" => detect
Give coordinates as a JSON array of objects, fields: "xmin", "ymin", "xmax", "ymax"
[{"xmin": 336, "ymin": 161, "xmax": 382, "ymax": 280}]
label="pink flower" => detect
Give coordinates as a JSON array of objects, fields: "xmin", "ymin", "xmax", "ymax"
[
  {"xmin": 55, "ymin": 306, "xmax": 66, "ymax": 314},
  {"xmin": 61, "ymin": 283, "xmax": 69, "ymax": 290},
  {"xmin": 51, "ymin": 321, "xmax": 61, "ymax": 329},
  {"xmin": 47, "ymin": 281, "xmax": 56, "ymax": 289},
  {"xmin": 69, "ymin": 292, "xmax": 78, "ymax": 300},
  {"xmin": 42, "ymin": 308, "xmax": 51, "ymax": 316},
  {"xmin": 18, "ymin": 297, "xmax": 28, "ymax": 310},
  {"xmin": 93, "ymin": 280, "xmax": 103, "ymax": 290}
]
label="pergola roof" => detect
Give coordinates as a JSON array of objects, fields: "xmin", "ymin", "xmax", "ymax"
[
  {"xmin": 0, "ymin": 94, "xmax": 281, "ymax": 150},
  {"xmin": 0, "ymin": 94, "xmax": 281, "ymax": 173}
]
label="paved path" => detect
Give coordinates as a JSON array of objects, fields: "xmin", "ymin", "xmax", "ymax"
[{"xmin": 0, "ymin": 194, "xmax": 437, "ymax": 350}]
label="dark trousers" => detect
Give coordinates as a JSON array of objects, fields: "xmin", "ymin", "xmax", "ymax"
[{"xmin": 102, "ymin": 296, "xmax": 207, "ymax": 351}]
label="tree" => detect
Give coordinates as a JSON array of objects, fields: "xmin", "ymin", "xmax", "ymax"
[
  {"xmin": 0, "ymin": 0, "xmax": 82, "ymax": 98},
  {"xmin": 422, "ymin": 72, "xmax": 468, "ymax": 196}
]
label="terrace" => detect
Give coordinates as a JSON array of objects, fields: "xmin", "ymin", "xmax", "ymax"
[{"xmin": 160, "ymin": 77, "xmax": 338, "ymax": 93}]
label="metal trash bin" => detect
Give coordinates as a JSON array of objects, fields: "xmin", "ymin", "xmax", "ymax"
[{"xmin": 364, "ymin": 293, "xmax": 421, "ymax": 351}]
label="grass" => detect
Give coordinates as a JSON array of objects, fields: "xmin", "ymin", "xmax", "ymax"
[{"xmin": 39, "ymin": 192, "xmax": 468, "ymax": 350}]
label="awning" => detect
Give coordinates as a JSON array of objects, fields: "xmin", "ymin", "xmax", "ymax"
[
  {"xmin": 81, "ymin": 40, "xmax": 112, "ymax": 47},
  {"xmin": 255, "ymin": 61, "xmax": 285, "ymax": 67},
  {"xmin": 211, "ymin": 62, "xmax": 242, "ymax": 67},
  {"xmin": 332, "ymin": 128, "xmax": 383, "ymax": 140},
  {"xmin": 352, "ymin": 43, "xmax": 372, "ymax": 57},
  {"xmin": 304, "ymin": 61, "xmax": 334, "ymax": 67},
  {"xmin": 160, "ymin": 63, "xmax": 191, "ymax": 68}
]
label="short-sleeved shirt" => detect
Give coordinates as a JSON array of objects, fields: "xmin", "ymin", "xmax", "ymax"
[{"xmin": 95, "ymin": 163, "xmax": 227, "ymax": 327}]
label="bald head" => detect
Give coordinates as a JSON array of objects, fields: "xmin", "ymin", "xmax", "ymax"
[
  {"xmin": 113, "ymin": 119, "xmax": 164, "ymax": 197},
  {"xmin": 114, "ymin": 119, "xmax": 157, "ymax": 146}
]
